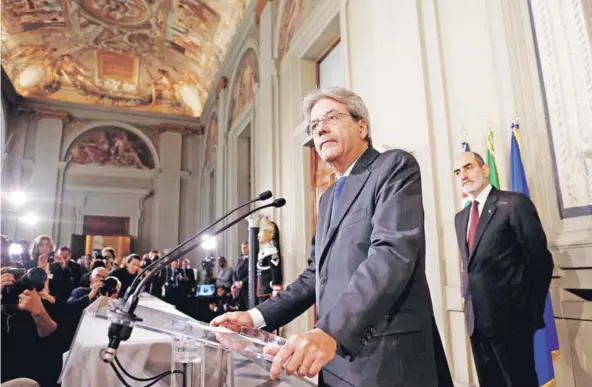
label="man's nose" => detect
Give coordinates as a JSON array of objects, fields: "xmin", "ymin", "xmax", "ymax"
[{"xmin": 316, "ymin": 120, "xmax": 331, "ymax": 136}]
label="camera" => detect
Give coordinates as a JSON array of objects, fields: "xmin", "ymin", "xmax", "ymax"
[
  {"xmin": 1, "ymin": 267, "xmax": 48, "ymax": 309},
  {"xmin": 100, "ymin": 276, "xmax": 118, "ymax": 297},
  {"xmin": 47, "ymin": 251, "xmax": 55, "ymax": 263}
]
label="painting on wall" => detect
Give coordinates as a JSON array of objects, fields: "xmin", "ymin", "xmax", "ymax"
[
  {"xmin": 67, "ymin": 128, "xmax": 154, "ymax": 169},
  {"xmin": 529, "ymin": 0, "xmax": 592, "ymax": 217},
  {"xmin": 1, "ymin": 0, "xmax": 249, "ymax": 117},
  {"xmin": 228, "ymin": 49, "xmax": 259, "ymax": 128},
  {"xmin": 278, "ymin": 0, "xmax": 303, "ymax": 58},
  {"xmin": 205, "ymin": 116, "xmax": 218, "ymax": 166}
]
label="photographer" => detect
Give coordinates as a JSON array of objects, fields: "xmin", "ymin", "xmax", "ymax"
[
  {"xmin": 67, "ymin": 268, "xmax": 116, "ymax": 309},
  {"xmin": 109, "ymin": 254, "xmax": 141, "ymax": 297},
  {"xmin": 1, "ymin": 264, "xmax": 61, "ymax": 386},
  {"xmin": 79, "ymin": 258, "xmax": 106, "ymax": 287}
]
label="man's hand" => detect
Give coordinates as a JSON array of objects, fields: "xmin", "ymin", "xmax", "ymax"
[
  {"xmin": 209, "ymin": 303, "xmax": 216, "ymax": 311},
  {"xmin": 18, "ymin": 289, "xmax": 45, "ymax": 315},
  {"xmin": 210, "ymin": 311, "xmax": 254, "ymax": 333},
  {"xmin": 38, "ymin": 290, "xmax": 55, "ymax": 304},
  {"xmin": 89, "ymin": 281, "xmax": 103, "ymax": 300},
  {"xmin": 265, "ymin": 328, "xmax": 337, "ymax": 380},
  {"xmin": 234, "ymin": 281, "xmax": 243, "ymax": 289},
  {"xmin": 37, "ymin": 254, "xmax": 48, "ymax": 269},
  {"xmin": 54, "ymin": 253, "xmax": 67, "ymax": 268},
  {"xmin": 1, "ymin": 268, "xmax": 15, "ymax": 292}
]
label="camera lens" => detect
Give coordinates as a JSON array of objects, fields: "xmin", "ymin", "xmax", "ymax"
[
  {"xmin": 23, "ymin": 268, "xmax": 48, "ymax": 292},
  {"xmin": 99, "ymin": 277, "xmax": 118, "ymax": 296}
]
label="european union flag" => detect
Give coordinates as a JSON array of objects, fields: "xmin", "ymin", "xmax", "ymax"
[{"xmin": 510, "ymin": 120, "xmax": 559, "ymax": 387}]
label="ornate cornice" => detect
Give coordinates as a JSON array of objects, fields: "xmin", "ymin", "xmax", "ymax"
[
  {"xmin": 35, "ymin": 110, "xmax": 71, "ymax": 122},
  {"xmin": 157, "ymin": 124, "xmax": 203, "ymax": 136}
]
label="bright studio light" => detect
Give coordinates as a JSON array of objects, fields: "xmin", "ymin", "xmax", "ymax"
[
  {"xmin": 19, "ymin": 212, "xmax": 38, "ymax": 226},
  {"xmin": 8, "ymin": 243, "xmax": 23, "ymax": 255},
  {"xmin": 6, "ymin": 191, "xmax": 27, "ymax": 206},
  {"xmin": 201, "ymin": 235, "xmax": 217, "ymax": 251}
]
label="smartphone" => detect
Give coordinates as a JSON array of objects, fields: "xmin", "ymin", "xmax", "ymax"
[{"xmin": 47, "ymin": 251, "xmax": 55, "ymax": 263}]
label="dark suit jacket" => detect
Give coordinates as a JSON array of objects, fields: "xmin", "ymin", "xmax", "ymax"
[
  {"xmin": 257, "ymin": 148, "xmax": 439, "ymax": 387},
  {"xmin": 233, "ymin": 256, "xmax": 249, "ymax": 283},
  {"xmin": 67, "ymin": 286, "xmax": 93, "ymax": 309},
  {"xmin": 454, "ymin": 187, "xmax": 553, "ymax": 338},
  {"xmin": 66, "ymin": 260, "xmax": 84, "ymax": 288}
]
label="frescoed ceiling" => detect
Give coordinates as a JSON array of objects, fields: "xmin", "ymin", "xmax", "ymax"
[{"xmin": 1, "ymin": 0, "xmax": 249, "ymax": 117}]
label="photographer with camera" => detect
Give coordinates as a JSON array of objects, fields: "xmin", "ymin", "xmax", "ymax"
[
  {"xmin": 1, "ymin": 236, "xmax": 64, "ymax": 386},
  {"xmin": 67, "ymin": 267, "xmax": 119, "ymax": 309},
  {"xmin": 109, "ymin": 254, "xmax": 141, "ymax": 297}
]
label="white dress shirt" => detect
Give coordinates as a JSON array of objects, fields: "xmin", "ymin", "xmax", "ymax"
[
  {"xmin": 247, "ymin": 151, "xmax": 366, "ymax": 328},
  {"xmin": 466, "ymin": 184, "xmax": 493, "ymax": 240}
]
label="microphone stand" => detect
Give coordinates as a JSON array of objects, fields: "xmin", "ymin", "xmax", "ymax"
[{"xmin": 101, "ymin": 198, "xmax": 286, "ymax": 364}]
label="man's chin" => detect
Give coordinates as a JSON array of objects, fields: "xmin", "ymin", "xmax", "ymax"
[{"xmin": 321, "ymin": 150, "xmax": 339, "ymax": 163}]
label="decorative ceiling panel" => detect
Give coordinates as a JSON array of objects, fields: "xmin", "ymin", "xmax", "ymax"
[{"xmin": 1, "ymin": 0, "xmax": 249, "ymax": 117}]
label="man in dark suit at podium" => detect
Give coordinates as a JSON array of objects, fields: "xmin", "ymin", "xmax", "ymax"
[
  {"xmin": 212, "ymin": 87, "xmax": 449, "ymax": 386},
  {"xmin": 453, "ymin": 151, "xmax": 553, "ymax": 387}
]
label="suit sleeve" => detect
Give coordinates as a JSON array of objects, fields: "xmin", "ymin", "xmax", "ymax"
[
  {"xmin": 509, "ymin": 194, "xmax": 554, "ymax": 319},
  {"xmin": 67, "ymin": 288, "xmax": 92, "ymax": 309},
  {"xmin": 255, "ymin": 235, "xmax": 316, "ymax": 330},
  {"xmin": 315, "ymin": 151, "xmax": 424, "ymax": 359}
]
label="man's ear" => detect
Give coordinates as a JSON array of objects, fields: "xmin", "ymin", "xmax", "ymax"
[
  {"xmin": 482, "ymin": 164, "xmax": 490, "ymax": 176},
  {"xmin": 359, "ymin": 119, "xmax": 369, "ymax": 140}
]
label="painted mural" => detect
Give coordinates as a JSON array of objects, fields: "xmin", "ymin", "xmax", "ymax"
[
  {"xmin": 67, "ymin": 128, "xmax": 154, "ymax": 169},
  {"xmin": 204, "ymin": 116, "xmax": 218, "ymax": 166},
  {"xmin": 228, "ymin": 49, "xmax": 259, "ymax": 128},
  {"xmin": 1, "ymin": 0, "xmax": 249, "ymax": 117},
  {"xmin": 278, "ymin": 0, "xmax": 303, "ymax": 58}
]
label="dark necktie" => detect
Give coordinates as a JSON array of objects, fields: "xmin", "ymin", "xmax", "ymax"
[
  {"xmin": 467, "ymin": 200, "xmax": 480, "ymax": 251},
  {"xmin": 331, "ymin": 176, "xmax": 348, "ymax": 221},
  {"xmin": 463, "ymin": 199, "xmax": 479, "ymax": 336}
]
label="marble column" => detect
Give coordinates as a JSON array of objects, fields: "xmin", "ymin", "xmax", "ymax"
[
  {"xmin": 154, "ymin": 129, "xmax": 182, "ymax": 250},
  {"xmin": 23, "ymin": 111, "xmax": 67, "ymax": 242}
]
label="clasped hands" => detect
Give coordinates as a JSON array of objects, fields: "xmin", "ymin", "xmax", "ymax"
[{"xmin": 211, "ymin": 312, "xmax": 336, "ymax": 379}]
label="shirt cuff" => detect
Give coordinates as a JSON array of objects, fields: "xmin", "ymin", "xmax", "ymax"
[{"xmin": 248, "ymin": 308, "xmax": 267, "ymax": 329}]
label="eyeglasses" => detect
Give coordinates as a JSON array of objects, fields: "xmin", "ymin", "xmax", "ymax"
[{"xmin": 306, "ymin": 110, "xmax": 354, "ymax": 136}]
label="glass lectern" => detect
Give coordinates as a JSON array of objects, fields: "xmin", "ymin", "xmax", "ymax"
[{"xmin": 59, "ymin": 294, "xmax": 315, "ymax": 387}]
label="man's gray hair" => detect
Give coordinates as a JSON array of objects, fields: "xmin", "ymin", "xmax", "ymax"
[{"xmin": 302, "ymin": 87, "xmax": 372, "ymax": 146}]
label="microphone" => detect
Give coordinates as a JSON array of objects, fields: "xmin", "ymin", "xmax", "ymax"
[
  {"xmin": 136, "ymin": 198, "xmax": 287, "ymax": 293},
  {"xmin": 127, "ymin": 190, "xmax": 273, "ymax": 298},
  {"xmin": 100, "ymin": 195, "xmax": 284, "ymax": 363},
  {"xmin": 172, "ymin": 198, "xmax": 287, "ymax": 260}
]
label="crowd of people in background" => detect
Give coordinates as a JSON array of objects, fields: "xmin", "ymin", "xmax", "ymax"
[{"xmin": 1, "ymin": 233, "xmax": 252, "ymax": 386}]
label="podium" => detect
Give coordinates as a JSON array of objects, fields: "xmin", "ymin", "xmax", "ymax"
[{"xmin": 59, "ymin": 294, "xmax": 314, "ymax": 387}]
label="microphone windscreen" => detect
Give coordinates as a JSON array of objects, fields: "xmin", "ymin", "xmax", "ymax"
[
  {"xmin": 273, "ymin": 198, "xmax": 286, "ymax": 208},
  {"xmin": 258, "ymin": 190, "xmax": 273, "ymax": 200}
]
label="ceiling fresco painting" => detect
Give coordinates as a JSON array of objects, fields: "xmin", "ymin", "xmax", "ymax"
[
  {"xmin": 278, "ymin": 0, "xmax": 302, "ymax": 58},
  {"xmin": 1, "ymin": 0, "xmax": 249, "ymax": 117},
  {"xmin": 204, "ymin": 115, "xmax": 217, "ymax": 166},
  {"xmin": 228, "ymin": 48, "xmax": 258, "ymax": 128}
]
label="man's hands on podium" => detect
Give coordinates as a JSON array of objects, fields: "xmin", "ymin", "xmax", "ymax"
[
  {"xmin": 211, "ymin": 312, "xmax": 336, "ymax": 380},
  {"xmin": 211, "ymin": 311, "xmax": 255, "ymax": 332},
  {"xmin": 264, "ymin": 328, "xmax": 336, "ymax": 379}
]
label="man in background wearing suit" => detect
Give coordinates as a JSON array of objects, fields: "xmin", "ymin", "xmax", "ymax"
[
  {"xmin": 233, "ymin": 241, "xmax": 250, "ymax": 310},
  {"xmin": 453, "ymin": 152, "xmax": 554, "ymax": 387},
  {"xmin": 212, "ymin": 87, "xmax": 450, "ymax": 386}
]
